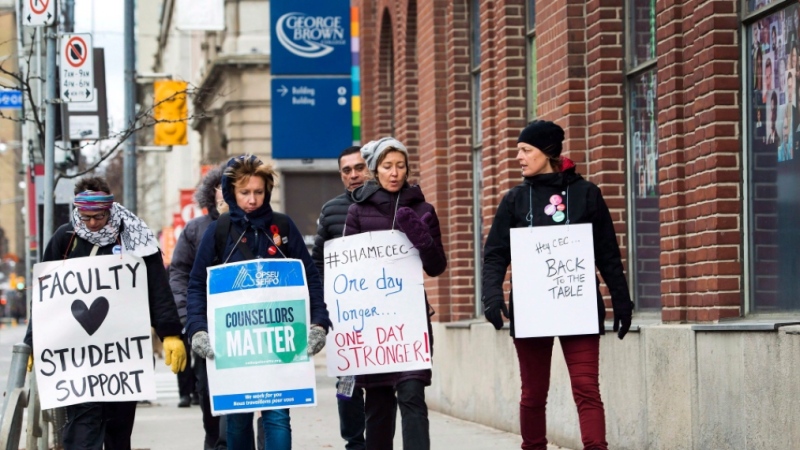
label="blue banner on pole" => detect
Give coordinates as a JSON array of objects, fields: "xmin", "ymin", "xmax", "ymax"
[
  {"xmin": 270, "ymin": 0, "xmax": 351, "ymax": 75},
  {"xmin": 271, "ymin": 78, "xmax": 352, "ymax": 159},
  {"xmin": 0, "ymin": 90, "xmax": 23, "ymax": 110}
]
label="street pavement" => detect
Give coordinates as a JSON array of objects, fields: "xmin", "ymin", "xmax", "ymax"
[{"xmin": 0, "ymin": 321, "xmax": 572, "ymax": 450}]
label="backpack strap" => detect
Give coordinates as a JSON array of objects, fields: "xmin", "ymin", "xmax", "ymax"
[
  {"xmin": 271, "ymin": 212, "xmax": 291, "ymax": 246},
  {"xmin": 228, "ymin": 223, "xmax": 255, "ymax": 260}
]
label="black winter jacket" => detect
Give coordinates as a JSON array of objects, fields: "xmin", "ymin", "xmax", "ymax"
[
  {"xmin": 169, "ymin": 214, "xmax": 214, "ymax": 324},
  {"xmin": 311, "ymin": 190, "xmax": 354, "ymax": 284},
  {"xmin": 25, "ymin": 223, "xmax": 183, "ymax": 347},
  {"xmin": 482, "ymin": 163, "xmax": 633, "ymax": 337}
]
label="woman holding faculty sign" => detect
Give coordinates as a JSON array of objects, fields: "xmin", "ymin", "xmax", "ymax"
[
  {"xmin": 481, "ymin": 120, "xmax": 633, "ymax": 450},
  {"xmin": 24, "ymin": 176, "xmax": 186, "ymax": 450},
  {"xmin": 185, "ymin": 155, "xmax": 332, "ymax": 450},
  {"xmin": 344, "ymin": 137, "xmax": 447, "ymax": 450}
]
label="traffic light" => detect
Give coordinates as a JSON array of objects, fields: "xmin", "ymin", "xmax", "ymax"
[{"xmin": 153, "ymin": 80, "xmax": 188, "ymax": 146}]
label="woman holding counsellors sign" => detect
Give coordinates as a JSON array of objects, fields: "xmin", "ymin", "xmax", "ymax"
[
  {"xmin": 344, "ymin": 137, "xmax": 447, "ymax": 450},
  {"xmin": 185, "ymin": 155, "xmax": 332, "ymax": 450},
  {"xmin": 481, "ymin": 120, "xmax": 633, "ymax": 450}
]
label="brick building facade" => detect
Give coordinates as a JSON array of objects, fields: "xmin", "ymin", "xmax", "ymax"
[{"xmin": 355, "ymin": 0, "xmax": 800, "ymax": 448}]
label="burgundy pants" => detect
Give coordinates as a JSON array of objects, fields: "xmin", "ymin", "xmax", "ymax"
[{"xmin": 514, "ymin": 335, "xmax": 608, "ymax": 450}]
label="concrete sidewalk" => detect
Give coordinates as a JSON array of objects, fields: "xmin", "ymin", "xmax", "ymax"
[{"xmin": 132, "ymin": 349, "xmax": 572, "ymax": 450}]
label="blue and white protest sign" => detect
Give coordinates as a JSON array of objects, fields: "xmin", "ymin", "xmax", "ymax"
[
  {"xmin": 510, "ymin": 224, "xmax": 599, "ymax": 337},
  {"xmin": 32, "ymin": 254, "xmax": 156, "ymax": 409},
  {"xmin": 0, "ymin": 90, "xmax": 23, "ymax": 110},
  {"xmin": 270, "ymin": 0, "xmax": 351, "ymax": 75},
  {"xmin": 206, "ymin": 259, "xmax": 316, "ymax": 415},
  {"xmin": 323, "ymin": 231, "xmax": 432, "ymax": 377}
]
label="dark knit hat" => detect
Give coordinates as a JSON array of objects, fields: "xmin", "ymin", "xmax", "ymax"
[{"xmin": 517, "ymin": 120, "xmax": 565, "ymax": 158}]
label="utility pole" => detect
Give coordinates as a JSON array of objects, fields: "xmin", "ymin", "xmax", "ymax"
[
  {"xmin": 123, "ymin": 0, "xmax": 137, "ymax": 213},
  {"xmin": 42, "ymin": 25, "xmax": 57, "ymax": 244}
]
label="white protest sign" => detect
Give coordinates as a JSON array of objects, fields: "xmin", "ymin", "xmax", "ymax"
[
  {"xmin": 32, "ymin": 254, "xmax": 156, "ymax": 409},
  {"xmin": 324, "ymin": 230, "xmax": 432, "ymax": 377},
  {"xmin": 206, "ymin": 259, "xmax": 316, "ymax": 415},
  {"xmin": 510, "ymin": 223, "xmax": 599, "ymax": 337}
]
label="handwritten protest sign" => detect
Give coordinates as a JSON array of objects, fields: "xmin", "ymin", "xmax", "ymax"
[
  {"xmin": 510, "ymin": 223, "xmax": 599, "ymax": 337},
  {"xmin": 206, "ymin": 259, "xmax": 315, "ymax": 415},
  {"xmin": 32, "ymin": 254, "xmax": 156, "ymax": 409},
  {"xmin": 323, "ymin": 230, "xmax": 432, "ymax": 377}
]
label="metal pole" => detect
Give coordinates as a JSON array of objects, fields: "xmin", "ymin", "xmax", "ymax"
[
  {"xmin": 42, "ymin": 25, "xmax": 57, "ymax": 246},
  {"xmin": 0, "ymin": 343, "xmax": 32, "ymax": 433},
  {"xmin": 123, "ymin": 0, "xmax": 137, "ymax": 213}
]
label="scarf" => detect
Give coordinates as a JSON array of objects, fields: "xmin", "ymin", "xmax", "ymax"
[{"xmin": 72, "ymin": 203, "xmax": 160, "ymax": 257}]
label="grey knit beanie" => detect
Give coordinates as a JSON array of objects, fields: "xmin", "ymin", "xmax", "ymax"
[{"xmin": 360, "ymin": 137, "xmax": 408, "ymax": 171}]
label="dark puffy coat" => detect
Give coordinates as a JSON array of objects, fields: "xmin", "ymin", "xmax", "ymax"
[
  {"xmin": 311, "ymin": 190, "xmax": 353, "ymax": 284},
  {"xmin": 482, "ymin": 159, "xmax": 634, "ymax": 337},
  {"xmin": 169, "ymin": 214, "xmax": 213, "ymax": 324},
  {"xmin": 344, "ymin": 181, "xmax": 447, "ymax": 388},
  {"xmin": 185, "ymin": 158, "xmax": 332, "ymax": 340},
  {"xmin": 25, "ymin": 223, "xmax": 183, "ymax": 347}
]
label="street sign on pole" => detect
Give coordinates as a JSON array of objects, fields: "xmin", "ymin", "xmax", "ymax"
[
  {"xmin": 23, "ymin": 0, "xmax": 55, "ymax": 26},
  {"xmin": 66, "ymin": 48, "xmax": 110, "ymax": 139},
  {"xmin": 0, "ymin": 90, "xmax": 23, "ymax": 110},
  {"xmin": 271, "ymin": 78, "xmax": 352, "ymax": 159},
  {"xmin": 60, "ymin": 34, "xmax": 95, "ymax": 103}
]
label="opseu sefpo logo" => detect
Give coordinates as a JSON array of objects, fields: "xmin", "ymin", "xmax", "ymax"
[{"xmin": 276, "ymin": 12, "xmax": 346, "ymax": 58}]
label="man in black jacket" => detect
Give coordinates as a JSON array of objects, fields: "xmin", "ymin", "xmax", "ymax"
[{"xmin": 311, "ymin": 146, "xmax": 388, "ymax": 450}]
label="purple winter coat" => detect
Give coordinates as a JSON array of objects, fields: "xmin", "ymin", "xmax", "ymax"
[{"xmin": 344, "ymin": 180, "xmax": 447, "ymax": 388}]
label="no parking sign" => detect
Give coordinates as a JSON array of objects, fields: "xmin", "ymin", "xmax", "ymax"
[{"xmin": 60, "ymin": 34, "xmax": 95, "ymax": 103}]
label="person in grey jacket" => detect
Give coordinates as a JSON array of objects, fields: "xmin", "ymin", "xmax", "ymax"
[
  {"xmin": 169, "ymin": 164, "xmax": 228, "ymax": 449},
  {"xmin": 311, "ymin": 146, "xmax": 387, "ymax": 450}
]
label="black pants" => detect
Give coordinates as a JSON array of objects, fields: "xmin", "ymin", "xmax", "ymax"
[
  {"xmin": 196, "ymin": 356, "xmax": 226, "ymax": 449},
  {"xmin": 364, "ymin": 386, "xmax": 398, "ymax": 450},
  {"xmin": 337, "ymin": 384, "xmax": 366, "ymax": 450},
  {"xmin": 63, "ymin": 401, "xmax": 137, "ymax": 450},
  {"xmin": 177, "ymin": 335, "xmax": 196, "ymax": 397}
]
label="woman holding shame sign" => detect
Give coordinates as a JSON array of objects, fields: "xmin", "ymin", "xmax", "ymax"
[
  {"xmin": 481, "ymin": 120, "xmax": 633, "ymax": 450},
  {"xmin": 344, "ymin": 137, "xmax": 447, "ymax": 450}
]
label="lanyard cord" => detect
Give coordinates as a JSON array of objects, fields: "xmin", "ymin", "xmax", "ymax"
[{"xmin": 526, "ymin": 185, "xmax": 534, "ymax": 227}]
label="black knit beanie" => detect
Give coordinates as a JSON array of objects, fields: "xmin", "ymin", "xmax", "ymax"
[{"xmin": 517, "ymin": 120, "xmax": 565, "ymax": 158}]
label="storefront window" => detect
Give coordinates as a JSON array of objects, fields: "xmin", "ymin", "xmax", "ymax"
[
  {"xmin": 747, "ymin": 3, "xmax": 800, "ymax": 311},
  {"xmin": 629, "ymin": 69, "xmax": 660, "ymax": 310},
  {"xmin": 626, "ymin": 0, "xmax": 659, "ymax": 310},
  {"xmin": 629, "ymin": 0, "xmax": 656, "ymax": 68}
]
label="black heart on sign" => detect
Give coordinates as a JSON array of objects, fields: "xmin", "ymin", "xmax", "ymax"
[{"xmin": 71, "ymin": 297, "xmax": 110, "ymax": 336}]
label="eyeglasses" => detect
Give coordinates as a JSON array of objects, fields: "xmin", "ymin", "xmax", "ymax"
[
  {"xmin": 79, "ymin": 212, "xmax": 108, "ymax": 222},
  {"xmin": 340, "ymin": 164, "xmax": 367, "ymax": 175}
]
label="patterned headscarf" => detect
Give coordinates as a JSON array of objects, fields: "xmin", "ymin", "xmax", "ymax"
[
  {"xmin": 73, "ymin": 190, "xmax": 114, "ymax": 211},
  {"xmin": 72, "ymin": 202, "xmax": 160, "ymax": 257}
]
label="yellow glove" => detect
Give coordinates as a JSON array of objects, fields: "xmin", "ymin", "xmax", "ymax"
[
  {"xmin": 27, "ymin": 355, "xmax": 32, "ymax": 372},
  {"xmin": 163, "ymin": 336, "xmax": 187, "ymax": 374}
]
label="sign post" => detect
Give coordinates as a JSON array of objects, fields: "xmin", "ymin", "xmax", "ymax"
[
  {"xmin": 60, "ymin": 33, "xmax": 95, "ymax": 103},
  {"xmin": 23, "ymin": 0, "xmax": 55, "ymax": 26}
]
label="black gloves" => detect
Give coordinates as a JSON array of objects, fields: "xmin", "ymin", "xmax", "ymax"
[
  {"xmin": 483, "ymin": 296, "xmax": 509, "ymax": 330},
  {"xmin": 613, "ymin": 314, "xmax": 631, "ymax": 340}
]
